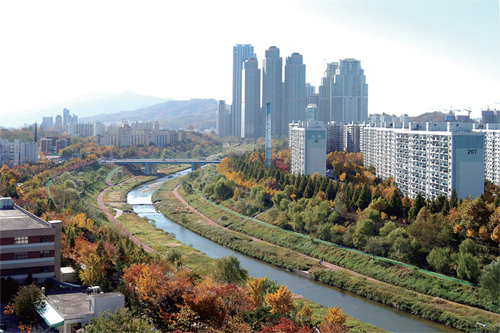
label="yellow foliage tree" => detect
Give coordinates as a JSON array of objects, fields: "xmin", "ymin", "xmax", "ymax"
[
  {"xmin": 247, "ymin": 277, "xmax": 265, "ymax": 308},
  {"xmin": 296, "ymin": 304, "xmax": 315, "ymax": 326},
  {"xmin": 264, "ymin": 285, "xmax": 293, "ymax": 314},
  {"xmin": 321, "ymin": 306, "xmax": 346, "ymax": 326},
  {"xmin": 339, "ymin": 173, "xmax": 346, "ymax": 182},
  {"xmin": 79, "ymin": 253, "xmax": 105, "ymax": 286},
  {"xmin": 454, "ymin": 224, "xmax": 462, "ymax": 234},
  {"xmin": 491, "ymin": 225, "xmax": 500, "ymax": 243}
]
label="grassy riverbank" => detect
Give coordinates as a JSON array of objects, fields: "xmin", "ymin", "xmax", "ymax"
[
  {"xmin": 153, "ymin": 177, "xmax": 500, "ymax": 332},
  {"xmin": 110, "ymin": 174, "xmax": 384, "ymax": 332}
]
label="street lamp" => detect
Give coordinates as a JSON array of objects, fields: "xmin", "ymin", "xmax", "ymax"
[{"xmin": 476, "ymin": 322, "xmax": 487, "ymax": 333}]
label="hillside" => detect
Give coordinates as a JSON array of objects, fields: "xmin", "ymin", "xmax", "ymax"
[
  {"xmin": 408, "ymin": 111, "xmax": 446, "ymax": 122},
  {"xmin": 80, "ymin": 99, "xmax": 218, "ymax": 130}
]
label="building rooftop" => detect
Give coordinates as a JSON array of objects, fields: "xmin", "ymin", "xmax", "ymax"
[
  {"xmin": 46, "ymin": 292, "xmax": 91, "ymax": 318},
  {"xmin": 0, "ymin": 206, "xmax": 50, "ymax": 231}
]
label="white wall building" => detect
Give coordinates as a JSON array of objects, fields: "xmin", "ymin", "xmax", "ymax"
[
  {"xmin": 473, "ymin": 123, "xmax": 500, "ymax": 186},
  {"xmin": 362, "ymin": 122, "xmax": 484, "ymax": 199},
  {"xmin": 290, "ymin": 121, "xmax": 326, "ymax": 176}
]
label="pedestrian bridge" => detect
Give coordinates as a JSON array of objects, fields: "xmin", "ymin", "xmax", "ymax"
[{"xmin": 103, "ymin": 158, "xmax": 221, "ymax": 174}]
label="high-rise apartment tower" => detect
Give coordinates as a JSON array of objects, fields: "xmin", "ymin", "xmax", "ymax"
[
  {"xmin": 241, "ymin": 58, "xmax": 262, "ymax": 138},
  {"xmin": 284, "ymin": 53, "xmax": 306, "ymax": 126},
  {"xmin": 331, "ymin": 58, "xmax": 368, "ymax": 123},
  {"xmin": 231, "ymin": 44, "xmax": 256, "ymax": 137},
  {"xmin": 262, "ymin": 46, "xmax": 284, "ymax": 137}
]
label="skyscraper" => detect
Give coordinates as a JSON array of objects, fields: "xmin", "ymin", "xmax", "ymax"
[
  {"xmin": 331, "ymin": 58, "xmax": 368, "ymax": 123},
  {"xmin": 231, "ymin": 44, "xmax": 256, "ymax": 137},
  {"xmin": 262, "ymin": 46, "xmax": 283, "ymax": 137},
  {"xmin": 284, "ymin": 53, "xmax": 306, "ymax": 126},
  {"xmin": 216, "ymin": 100, "xmax": 230, "ymax": 137},
  {"xmin": 241, "ymin": 58, "xmax": 261, "ymax": 138},
  {"xmin": 63, "ymin": 108, "xmax": 70, "ymax": 126},
  {"xmin": 318, "ymin": 63, "xmax": 338, "ymax": 123}
]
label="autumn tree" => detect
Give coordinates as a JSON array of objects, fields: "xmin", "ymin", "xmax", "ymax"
[
  {"xmin": 247, "ymin": 277, "xmax": 265, "ymax": 308},
  {"xmin": 265, "ymin": 285, "xmax": 294, "ymax": 314},
  {"xmin": 317, "ymin": 306, "xmax": 347, "ymax": 333}
]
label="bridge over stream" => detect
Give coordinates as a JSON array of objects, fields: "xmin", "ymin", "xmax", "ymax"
[{"xmin": 103, "ymin": 158, "xmax": 221, "ymax": 174}]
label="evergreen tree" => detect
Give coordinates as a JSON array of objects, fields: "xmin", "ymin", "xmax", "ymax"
[
  {"xmin": 450, "ymin": 189, "xmax": 458, "ymax": 208},
  {"xmin": 326, "ymin": 182, "xmax": 336, "ymax": 201},
  {"xmin": 304, "ymin": 180, "xmax": 315, "ymax": 199},
  {"xmin": 408, "ymin": 192, "xmax": 426, "ymax": 221},
  {"xmin": 351, "ymin": 186, "xmax": 362, "ymax": 208},
  {"xmin": 441, "ymin": 199, "xmax": 450, "ymax": 215},
  {"xmin": 387, "ymin": 189, "xmax": 404, "ymax": 218},
  {"xmin": 297, "ymin": 176, "xmax": 308, "ymax": 199},
  {"xmin": 356, "ymin": 184, "xmax": 372, "ymax": 210},
  {"xmin": 371, "ymin": 186, "xmax": 382, "ymax": 202}
]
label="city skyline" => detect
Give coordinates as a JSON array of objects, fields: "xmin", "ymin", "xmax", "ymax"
[{"xmin": 0, "ymin": 0, "xmax": 498, "ymax": 126}]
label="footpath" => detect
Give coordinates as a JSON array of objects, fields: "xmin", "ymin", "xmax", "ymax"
[{"xmin": 97, "ymin": 176, "xmax": 154, "ymax": 253}]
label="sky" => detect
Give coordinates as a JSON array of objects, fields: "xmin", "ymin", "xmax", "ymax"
[{"xmin": 0, "ymin": 0, "xmax": 499, "ymax": 125}]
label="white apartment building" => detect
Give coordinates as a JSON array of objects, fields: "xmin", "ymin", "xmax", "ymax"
[
  {"xmin": 473, "ymin": 123, "xmax": 500, "ymax": 186},
  {"xmin": 290, "ymin": 121, "xmax": 326, "ymax": 176},
  {"xmin": 363, "ymin": 122, "xmax": 484, "ymax": 199},
  {"xmin": 3, "ymin": 139, "xmax": 38, "ymax": 166}
]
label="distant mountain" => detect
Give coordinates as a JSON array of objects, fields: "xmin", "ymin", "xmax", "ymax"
[
  {"xmin": 80, "ymin": 99, "xmax": 218, "ymax": 129},
  {"xmin": 10, "ymin": 91, "xmax": 171, "ymax": 128},
  {"xmin": 409, "ymin": 111, "xmax": 446, "ymax": 122}
]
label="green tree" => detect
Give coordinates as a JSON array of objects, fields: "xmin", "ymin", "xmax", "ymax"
[
  {"xmin": 379, "ymin": 221, "xmax": 397, "ymax": 237},
  {"xmin": 82, "ymin": 308, "xmax": 153, "ymax": 333},
  {"xmin": 479, "ymin": 258, "xmax": 500, "ymax": 305},
  {"xmin": 450, "ymin": 189, "xmax": 458, "ymax": 208},
  {"xmin": 272, "ymin": 191, "xmax": 287, "ymax": 210},
  {"xmin": 459, "ymin": 238, "xmax": 478, "ymax": 256},
  {"xmin": 426, "ymin": 248, "xmax": 452, "ymax": 273},
  {"xmin": 457, "ymin": 253, "xmax": 480, "ymax": 282},
  {"xmin": 214, "ymin": 179, "xmax": 234, "ymax": 200},
  {"xmin": 212, "ymin": 255, "xmax": 248, "ymax": 285},
  {"xmin": 353, "ymin": 219, "xmax": 376, "ymax": 248},
  {"xmin": 8, "ymin": 283, "xmax": 44, "ymax": 325},
  {"xmin": 387, "ymin": 189, "xmax": 404, "ymax": 218},
  {"xmin": 356, "ymin": 184, "xmax": 371, "ymax": 210},
  {"xmin": 408, "ymin": 192, "xmax": 426, "ymax": 221}
]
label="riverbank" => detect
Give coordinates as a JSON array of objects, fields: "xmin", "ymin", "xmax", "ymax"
[
  {"xmin": 155, "ymin": 177, "xmax": 500, "ymax": 332},
  {"xmin": 103, "ymin": 171, "xmax": 386, "ymax": 332}
]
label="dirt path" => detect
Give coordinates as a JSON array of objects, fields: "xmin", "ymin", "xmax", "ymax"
[
  {"xmin": 97, "ymin": 177, "xmax": 154, "ymax": 253},
  {"xmin": 173, "ymin": 185, "xmax": 262, "ymax": 243}
]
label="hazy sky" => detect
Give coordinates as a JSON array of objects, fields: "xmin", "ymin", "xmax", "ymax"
[{"xmin": 1, "ymin": 0, "xmax": 499, "ymax": 122}]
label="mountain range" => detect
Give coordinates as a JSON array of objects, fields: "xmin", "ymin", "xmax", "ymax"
[{"xmin": 80, "ymin": 98, "xmax": 219, "ymax": 130}]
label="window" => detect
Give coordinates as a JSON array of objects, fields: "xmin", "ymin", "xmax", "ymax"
[
  {"xmin": 14, "ymin": 268, "xmax": 28, "ymax": 275},
  {"xmin": 40, "ymin": 266, "xmax": 50, "ymax": 273},
  {"xmin": 41, "ymin": 235, "xmax": 51, "ymax": 243},
  {"xmin": 14, "ymin": 236, "xmax": 28, "ymax": 244},
  {"xmin": 40, "ymin": 250, "xmax": 50, "ymax": 258},
  {"xmin": 14, "ymin": 252, "xmax": 28, "ymax": 260}
]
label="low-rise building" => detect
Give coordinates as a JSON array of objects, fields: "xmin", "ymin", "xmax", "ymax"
[{"xmin": 0, "ymin": 197, "xmax": 61, "ymax": 283}]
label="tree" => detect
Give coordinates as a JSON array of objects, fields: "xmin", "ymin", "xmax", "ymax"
[
  {"xmin": 318, "ymin": 306, "xmax": 347, "ymax": 332},
  {"xmin": 450, "ymin": 189, "xmax": 458, "ymax": 208},
  {"xmin": 387, "ymin": 189, "xmax": 404, "ymax": 218},
  {"xmin": 408, "ymin": 192, "xmax": 425, "ymax": 221},
  {"xmin": 4, "ymin": 283, "xmax": 44, "ymax": 325},
  {"xmin": 426, "ymin": 248, "xmax": 452, "ymax": 273},
  {"xmin": 457, "ymin": 253, "xmax": 480, "ymax": 282},
  {"xmin": 213, "ymin": 255, "xmax": 248, "ymax": 285},
  {"xmin": 356, "ymin": 184, "xmax": 371, "ymax": 210},
  {"xmin": 479, "ymin": 258, "xmax": 500, "ymax": 305},
  {"xmin": 247, "ymin": 277, "xmax": 265, "ymax": 308},
  {"xmin": 82, "ymin": 308, "xmax": 153, "ymax": 333},
  {"xmin": 265, "ymin": 285, "xmax": 294, "ymax": 314}
]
